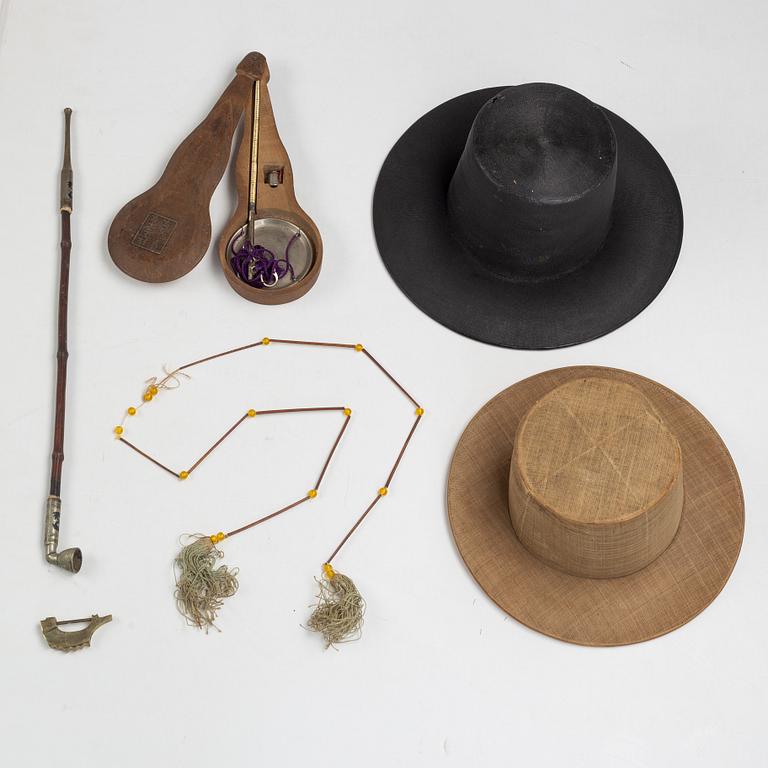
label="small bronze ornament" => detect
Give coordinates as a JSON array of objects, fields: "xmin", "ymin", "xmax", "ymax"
[{"xmin": 40, "ymin": 614, "xmax": 113, "ymax": 652}]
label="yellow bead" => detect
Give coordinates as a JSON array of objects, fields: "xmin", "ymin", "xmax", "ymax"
[
  {"xmin": 179, "ymin": 470, "xmax": 189, "ymax": 480},
  {"xmin": 247, "ymin": 409, "xmax": 257, "ymax": 417},
  {"xmin": 343, "ymin": 407, "xmax": 351, "ymax": 417},
  {"xmin": 262, "ymin": 337, "xmax": 270, "ymax": 345},
  {"xmin": 114, "ymin": 425, "xmax": 123, "ymax": 436},
  {"xmin": 416, "ymin": 407, "xmax": 425, "ymax": 416},
  {"xmin": 323, "ymin": 563, "xmax": 335, "ymax": 580},
  {"xmin": 379, "ymin": 487, "xmax": 388, "ymax": 496},
  {"xmin": 354, "ymin": 343, "xmax": 364, "ymax": 352},
  {"xmin": 216, "ymin": 532, "xmax": 225, "ymax": 542},
  {"xmin": 308, "ymin": 489, "xmax": 318, "ymax": 498},
  {"xmin": 143, "ymin": 392, "xmax": 153, "ymax": 402},
  {"xmin": 149, "ymin": 385, "xmax": 159, "ymax": 396},
  {"xmin": 210, "ymin": 534, "xmax": 217, "ymax": 544},
  {"xmin": 127, "ymin": 407, "xmax": 137, "ymax": 416}
]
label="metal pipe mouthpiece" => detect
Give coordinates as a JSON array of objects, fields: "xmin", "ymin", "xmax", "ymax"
[
  {"xmin": 45, "ymin": 496, "xmax": 82, "ymax": 573},
  {"xmin": 60, "ymin": 108, "xmax": 73, "ymax": 213}
]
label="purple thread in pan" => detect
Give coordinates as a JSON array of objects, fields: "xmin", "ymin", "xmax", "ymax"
[{"xmin": 230, "ymin": 231, "xmax": 300, "ymax": 287}]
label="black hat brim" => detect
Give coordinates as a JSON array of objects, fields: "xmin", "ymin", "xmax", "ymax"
[{"xmin": 372, "ymin": 87, "xmax": 683, "ymax": 350}]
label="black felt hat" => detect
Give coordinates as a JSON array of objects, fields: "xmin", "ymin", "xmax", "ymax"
[{"xmin": 372, "ymin": 83, "xmax": 683, "ymax": 349}]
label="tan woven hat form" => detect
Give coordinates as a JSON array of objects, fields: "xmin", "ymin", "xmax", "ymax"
[{"xmin": 447, "ymin": 367, "xmax": 744, "ymax": 646}]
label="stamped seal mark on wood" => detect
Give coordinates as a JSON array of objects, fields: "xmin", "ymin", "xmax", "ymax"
[{"xmin": 132, "ymin": 212, "xmax": 178, "ymax": 254}]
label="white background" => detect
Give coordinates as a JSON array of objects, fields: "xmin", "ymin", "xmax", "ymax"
[{"xmin": 1, "ymin": 1, "xmax": 766, "ymax": 766}]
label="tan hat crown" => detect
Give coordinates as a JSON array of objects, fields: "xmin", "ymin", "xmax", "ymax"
[{"xmin": 508, "ymin": 377, "xmax": 683, "ymax": 579}]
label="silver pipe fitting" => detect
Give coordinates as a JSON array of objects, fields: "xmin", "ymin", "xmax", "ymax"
[{"xmin": 45, "ymin": 495, "xmax": 82, "ymax": 573}]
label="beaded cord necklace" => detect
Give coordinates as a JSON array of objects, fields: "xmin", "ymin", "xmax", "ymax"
[{"xmin": 113, "ymin": 337, "xmax": 423, "ymax": 646}]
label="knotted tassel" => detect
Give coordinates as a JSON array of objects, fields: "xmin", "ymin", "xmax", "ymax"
[
  {"xmin": 174, "ymin": 534, "xmax": 238, "ymax": 631},
  {"xmin": 307, "ymin": 563, "xmax": 365, "ymax": 647}
]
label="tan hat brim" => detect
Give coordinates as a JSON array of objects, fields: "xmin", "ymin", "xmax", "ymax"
[{"xmin": 447, "ymin": 366, "xmax": 744, "ymax": 646}]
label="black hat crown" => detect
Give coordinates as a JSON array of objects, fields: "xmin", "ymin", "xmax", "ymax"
[{"xmin": 447, "ymin": 83, "xmax": 618, "ymax": 281}]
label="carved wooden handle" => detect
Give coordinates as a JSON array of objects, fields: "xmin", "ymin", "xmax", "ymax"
[{"xmin": 237, "ymin": 51, "xmax": 269, "ymax": 83}]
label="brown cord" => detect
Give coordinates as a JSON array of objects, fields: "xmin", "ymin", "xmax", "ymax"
[
  {"xmin": 326, "ymin": 495, "xmax": 382, "ymax": 564},
  {"xmin": 385, "ymin": 414, "xmax": 422, "ymax": 488},
  {"xmin": 315, "ymin": 414, "xmax": 351, "ymax": 490},
  {"xmin": 270, "ymin": 339, "xmax": 358, "ymax": 349},
  {"xmin": 187, "ymin": 408, "xmax": 347, "ymax": 476},
  {"xmin": 119, "ymin": 437, "xmax": 179, "ymax": 478},
  {"xmin": 226, "ymin": 496, "xmax": 310, "ymax": 537},
  {"xmin": 226, "ymin": 410, "xmax": 352, "ymax": 537},
  {"xmin": 255, "ymin": 407, "xmax": 347, "ymax": 415},
  {"xmin": 362, "ymin": 348, "xmax": 420, "ymax": 408},
  {"xmin": 119, "ymin": 406, "xmax": 347, "ymax": 478},
  {"xmin": 117, "ymin": 339, "xmax": 423, "ymax": 563},
  {"xmin": 188, "ymin": 414, "xmax": 249, "ymax": 475},
  {"xmin": 177, "ymin": 340, "xmax": 265, "ymax": 371},
  {"xmin": 326, "ymin": 414, "xmax": 422, "ymax": 564}
]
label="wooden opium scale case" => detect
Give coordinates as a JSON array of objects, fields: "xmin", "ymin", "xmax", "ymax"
[{"xmin": 108, "ymin": 52, "xmax": 321, "ymax": 304}]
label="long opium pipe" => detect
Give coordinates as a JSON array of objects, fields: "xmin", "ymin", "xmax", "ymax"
[{"xmin": 45, "ymin": 108, "xmax": 82, "ymax": 573}]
